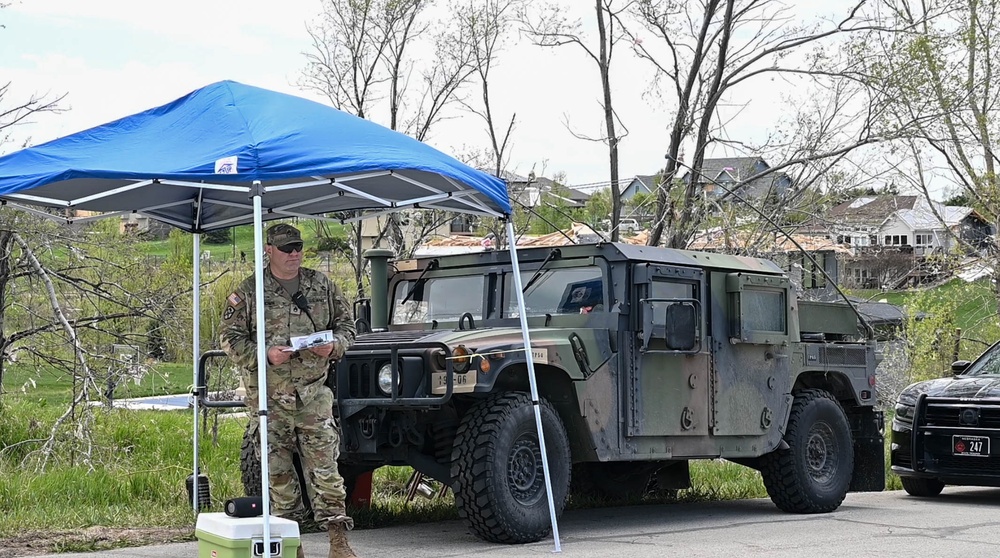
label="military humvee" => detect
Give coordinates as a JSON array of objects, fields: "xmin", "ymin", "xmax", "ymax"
[{"xmin": 241, "ymin": 242, "xmax": 885, "ymax": 544}]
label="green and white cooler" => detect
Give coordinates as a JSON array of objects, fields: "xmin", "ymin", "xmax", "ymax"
[{"xmin": 195, "ymin": 513, "xmax": 300, "ymax": 558}]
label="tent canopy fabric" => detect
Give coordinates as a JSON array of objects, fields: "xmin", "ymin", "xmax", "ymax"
[{"xmin": 0, "ymin": 80, "xmax": 510, "ymax": 231}]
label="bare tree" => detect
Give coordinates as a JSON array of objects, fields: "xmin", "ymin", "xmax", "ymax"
[
  {"xmin": 622, "ymin": 0, "xmax": 900, "ymax": 248},
  {"xmin": 301, "ymin": 0, "xmax": 479, "ymax": 290},
  {"xmin": 454, "ymin": 0, "xmax": 527, "ymax": 176},
  {"xmin": 863, "ymin": 0, "xmax": 1000, "ymax": 237},
  {"xmin": 521, "ymin": 0, "xmax": 629, "ymax": 241}
]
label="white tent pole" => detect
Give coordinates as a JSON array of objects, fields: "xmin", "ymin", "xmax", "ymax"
[
  {"xmin": 192, "ymin": 232, "xmax": 201, "ymax": 515},
  {"xmin": 251, "ymin": 183, "xmax": 273, "ymax": 552},
  {"xmin": 504, "ymin": 219, "xmax": 561, "ymax": 553}
]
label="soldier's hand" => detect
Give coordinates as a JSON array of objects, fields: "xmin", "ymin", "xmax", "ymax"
[
  {"xmin": 267, "ymin": 345, "xmax": 294, "ymax": 365},
  {"xmin": 309, "ymin": 342, "xmax": 335, "ymax": 359}
]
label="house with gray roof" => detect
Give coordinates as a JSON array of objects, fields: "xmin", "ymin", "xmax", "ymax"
[
  {"xmin": 801, "ymin": 195, "xmax": 994, "ymax": 288},
  {"xmin": 682, "ymin": 156, "xmax": 793, "ymax": 200},
  {"xmin": 620, "ymin": 174, "xmax": 661, "ymax": 201}
]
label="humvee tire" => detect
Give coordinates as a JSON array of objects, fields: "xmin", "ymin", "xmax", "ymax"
[
  {"xmin": 451, "ymin": 392, "xmax": 572, "ymax": 544},
  {"xmin": 760, "ymin": 389, "xmax": 854, "ymax": 513},
  {"xmin": 240, "ymin": 423, "xmax": 369, "ymax": 514},
  {"xmin": 901, "ymin": 477, "xmax": 945, "ymax": 497}
]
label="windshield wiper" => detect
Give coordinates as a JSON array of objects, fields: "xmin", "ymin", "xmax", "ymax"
[
  {"xmin": 522, "ymin": 248, "xmax": 562, "ymax": 293},
  {"xmin": 399, "ymin": 259, "xmax": 439, "ymax": 306}
]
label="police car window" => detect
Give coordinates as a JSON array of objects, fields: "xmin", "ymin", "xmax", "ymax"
[
  {"xmin": 505, "ymin": 266, "xmax": 604, "ymax": 316},
  {"xmin": 966, "ymin": 343, "xmax": 1000, "ymax": 376},
  {"xmin": 391, "ymin": 275, "xmax": 485, "ymax": 325}
]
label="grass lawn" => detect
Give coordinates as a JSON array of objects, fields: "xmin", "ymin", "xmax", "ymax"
[{"xmin": 3, "ymin": 362, "xmax": 193, "ymax": 406}]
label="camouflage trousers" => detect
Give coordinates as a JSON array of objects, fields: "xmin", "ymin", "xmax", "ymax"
[{"xmin": 247, "ymin": 383, "xmax": 348, "ymax": 523}]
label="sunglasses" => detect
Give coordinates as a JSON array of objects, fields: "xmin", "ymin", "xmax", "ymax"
[{"xmin": 274, "ymin": 242, "xmax": 303, "ymax": 254}]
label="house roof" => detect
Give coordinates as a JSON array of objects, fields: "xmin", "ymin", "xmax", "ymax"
[
  {"xmin": 686, "ymin": 227, "xmax": 854, "ymax": 255},
  {"xmin": 695, "ymin": 157, "xmax": 764, "ymax": 182},
  {"xmin": 418, "ymin": 222, "xmax": 624, "ymax": 256},
  {"xmin": 824, "ymin": 195, "xmax": 919, "ymax": 224},
  {"xmin": 815, "ymin": 195, "xmax": 980, "ymax": 232},
  {"xmin": 895, "ymin": 206, "xmax": 970, "ymax": 230},
  {"xmin": 631, "ymin": 174, "xmax": 660, "ymax": 191},
  {"xmin": 501, "ymin": 170, "xmax": 590, "ymax": 203}
]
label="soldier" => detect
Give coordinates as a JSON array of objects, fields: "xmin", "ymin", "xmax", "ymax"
[{"xmin": 219, "ymin": 223, "xmax": 358, "ymax": 558}]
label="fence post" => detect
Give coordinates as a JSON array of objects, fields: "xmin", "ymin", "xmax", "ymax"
[{"xmin": 953, "ymin": 327, "xmax": 962, "ymax": 363}]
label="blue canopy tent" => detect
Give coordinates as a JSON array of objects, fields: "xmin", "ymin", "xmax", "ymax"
[{"xmin": 0, "ymin": 81, "xmax": 561, "ymax": 551}]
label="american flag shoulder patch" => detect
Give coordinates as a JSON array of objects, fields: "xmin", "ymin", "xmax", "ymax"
[{"xmin": 227, "ymin": 292, "xmax": 244, "ymax": 307}]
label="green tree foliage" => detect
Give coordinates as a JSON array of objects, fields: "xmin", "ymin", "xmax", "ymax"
[
  {"xmin": 903, "ymin": 280, "xmax": 1000, "ymax": 382},
  {"xmin": 530, "ymin": 185, "xmax": 580, "ymax": 234},
  {"xmin": 583, "ymin": 188, "xmax": 612, "ymax": 228},
  {"xmin": 203, "ymin": 227, "xmax": 232, "ymax": 245}
]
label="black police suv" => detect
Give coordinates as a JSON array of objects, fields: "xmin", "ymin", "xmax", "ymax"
[{"xmin": 891, "ymin": 341, "xmax": 1000, "ymax": 496}]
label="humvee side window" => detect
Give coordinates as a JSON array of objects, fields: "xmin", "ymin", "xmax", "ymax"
[
  {"xmin": 740, "ymin": 289, "xmax": 786, "ymax": 333},
  {"xmin": 504, "ymin": 266, "xmax": 605, "ymax": 317},
  {"xmin": 642, "ymin": 280, "xmax": 700, "ymax": 352},
  {"xmin": 391, "ymin": 275, "xmax": 485, "ymax": 325},
  {"xmin": 726, "ymin": 272, "xmax": 790, "ymax": 344}
]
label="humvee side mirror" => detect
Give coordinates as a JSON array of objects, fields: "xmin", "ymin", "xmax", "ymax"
[{"xmin": 665, "ymin": 303, "xmax": 697, "ymax": 351}]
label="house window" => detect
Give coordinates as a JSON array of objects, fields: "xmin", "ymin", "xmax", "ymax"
[
  {"xmin": 450, "ymin": 217, "xmax": 476, "ymax": 234},
  {"xmin": 883, "ymin": 235, "xmax": 909, "ymax": 246},
  {"xmin": 801, "ymin": 254, "xmax": 828, "ymax": 289},
  {"xmin": 915, "ymin": 233, "xmax": 933, "ymax": 246}
]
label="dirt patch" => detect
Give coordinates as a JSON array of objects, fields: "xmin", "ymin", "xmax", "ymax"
[{"xmin": 0, "ymin": 526, "xmax": 191, "ymax": 557}]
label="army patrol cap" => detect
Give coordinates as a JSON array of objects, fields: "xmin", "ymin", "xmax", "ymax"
[{"xmin": 266, "ymin": 223, "xmax": 302, "ymax": 247}]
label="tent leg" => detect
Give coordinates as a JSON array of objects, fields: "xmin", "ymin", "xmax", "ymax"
[
  {"xmin": 505, "ymin": 219, "xmax": 561, "ymax": 553},
  {"xmin": 192, "ymin": 232, "xmax": 201, "ymax": 515},
  {"xmin": 251, "ymin": 183, "xmax": 273, "ymax": 553}
]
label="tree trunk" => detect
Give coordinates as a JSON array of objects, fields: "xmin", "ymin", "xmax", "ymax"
[{"xmin": 0, "ymin": 230, "xmax": 13, "ymax": 393}]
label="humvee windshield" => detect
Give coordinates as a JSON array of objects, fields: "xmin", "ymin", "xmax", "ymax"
[
  {"xmin": 504, "ymin": 266, "xmax": 604, "ymax": 317},
  {"xmin": 391, "ymin": 275, "xmax": 485, "ymax": 325},
  {"xmin": 388, "ymin": 265, "xmax": 606, "ymax": 325}
]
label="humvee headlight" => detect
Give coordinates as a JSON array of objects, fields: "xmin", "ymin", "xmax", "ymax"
[
  {"xmin": 377, "ymin": 362, "xmax": 394, "ymax": 395},
  {"xmin": 452, "ymin": 345, "xmax": 470, "ymax": 373}
]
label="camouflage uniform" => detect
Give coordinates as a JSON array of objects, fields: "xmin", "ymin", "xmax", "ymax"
[{"xmin": 219, "ymin": 263, "xmax": 356, "ymax": 525}]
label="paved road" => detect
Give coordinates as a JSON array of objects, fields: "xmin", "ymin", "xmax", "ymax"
[{"xmin": 38, "ymin": 487, "xmax": 1000, "ymax": 557}]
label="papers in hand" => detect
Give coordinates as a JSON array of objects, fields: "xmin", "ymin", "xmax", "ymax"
[{"xmin": 283, "ymin": 330, "xmax": 335, "ymax": 352}]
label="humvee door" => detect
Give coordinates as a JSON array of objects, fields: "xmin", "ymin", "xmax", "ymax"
[{"xmin": 626, "ymin": 263, "xmax": 710, "ymax": 437}]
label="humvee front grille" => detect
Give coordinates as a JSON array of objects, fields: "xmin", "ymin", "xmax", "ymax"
[{"xmin": 346, "ymin": 361, "xmax": 376, "ymax": 399}]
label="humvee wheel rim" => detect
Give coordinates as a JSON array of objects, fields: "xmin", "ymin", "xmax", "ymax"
[
  {"xmin": 806, "ymin": 422, "xmax": 836, "ymax": 483},
  {"xmin": 507, "ymin": 434, "xmax": 543, "ymax": 504}
]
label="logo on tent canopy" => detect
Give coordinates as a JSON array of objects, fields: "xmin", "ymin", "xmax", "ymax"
[{"xmin": 215, "ymin": 156, "xmax": 238, "ymax": 174}]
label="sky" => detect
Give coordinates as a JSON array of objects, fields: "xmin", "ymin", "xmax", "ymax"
[{"xmin": 1, "ymin": 0, "xmax": 857, "ymax": 191}]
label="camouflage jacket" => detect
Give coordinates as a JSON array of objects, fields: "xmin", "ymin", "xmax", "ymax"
[{"xmin": 219, "ymin": 267, "xmax": 356, "ymax": 406}]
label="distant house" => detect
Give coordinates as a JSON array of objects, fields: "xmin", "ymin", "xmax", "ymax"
[
  {"xmin": 120, "ymin": 214, "xmax": 170, "ymax": 239},
  {"xmin": 358, "ymin": 171, "xmax": 592, "ymax": 254},
  {"xmin": 620, "ymin": 174, "xmax": 661, "ymax": 201},
  {"xmin": 800, "ymin": 195, "xmax": 994, "ymax": 288},
  {"xmin": 502, "ymin": 171, "xmax": 590, "ymax": 208},
  {"xmin": 686, "ymin": 227, "xmax": 849, "ymax": 297},
  {"xmin": 682, "ymin": 156, "xmax": 792, "ymax": 200}
]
